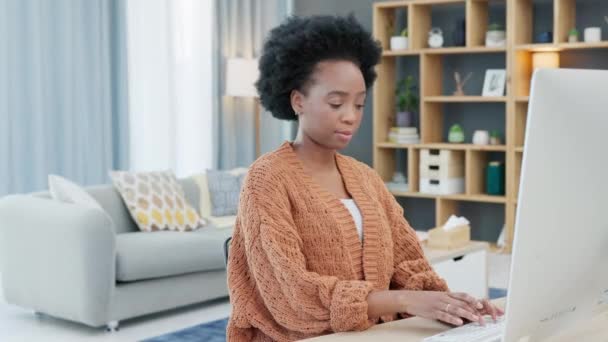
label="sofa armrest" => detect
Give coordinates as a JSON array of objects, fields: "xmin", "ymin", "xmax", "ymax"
[{"xmin": 0, "ymin": 195, "xmax": 116, "ymax": 326}]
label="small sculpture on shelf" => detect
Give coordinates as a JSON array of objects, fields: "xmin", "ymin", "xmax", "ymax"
[
  {"xmin": 473, "ymin": 130, "xmax": 490, "ymax": 145},
  {"xmin": 490, "ymin": 130, "xmax": 502, "ymax": 145},
  {"xmin": 486, "ymin": 161, "xmax": 505, "ymax": 196},
  {"xmin": 428, "ymin": 27, "xmax": 444, "ymax": 48},
  {"xmin": 485, "ymin": 23, "xmax": 506, "ymax": 47},
  {"xmin": 568, "ymin": 28, "xmax": 579, "ymax": 43},
  {"xmin": 453, "ymin": 71, "xmax": 472, "ymax": 96},
  {"xmin": 390, "ymin": 28, "xmax": 409, "ymax": 50},
  {"xmin": 448, "ymin": 124, "xmax": 465, "ymax": 143},
  {"xmin": 385, "ymin": 171, "xmax": 409, "ymax": 193}
]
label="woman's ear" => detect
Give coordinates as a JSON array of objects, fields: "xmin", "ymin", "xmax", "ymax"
[{"xmin": 290, "ymin": 89, "xmax": 305, "ymax": 116}]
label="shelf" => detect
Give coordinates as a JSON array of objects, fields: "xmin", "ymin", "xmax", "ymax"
[
  {"xmin": 373, "ymin": 0, "xmax": 467, "ymax": 9},
  {"xmin": 443, "ymin": 194, "xmax": 507, "ymax": 204},
  {"xmin": 382, "ymin": 47, "xmax": 506, "ymax": 56},
  {"xmin": 424, "ymin": 96, "xmax": 507, "ymax": 103},
  {"xmin": 376, "ymin": 142, "xmax": 417, "ymax": 149},
  {"xmin": 515, "ymin": 96, "xmax": 529, "ymax": 102},
  {"xmin": 422, "ymin": 143, "xmax": 507, "ymax": 151},
  {"xmin": 515, "ymin": 41, "xmax": 608, "ymax": 52},
  {"xmin": 373, "ymin": 0, "xmax": 409, "ymax": 9},
  {"xmin": 390, "ymin": 190, "xmax": 507, "ymax": 204},
  {"xmin": 376, "ymin": 142, "xmax": 507, "ymax": 151},
  {"xmin": 390, "ymin": 191, "xmax": 437, "ymax": 199},
  {"xmin": 422, "ymin": 46, "xmax": 506, "ymax": 55},
  {"xmin": 382, "ymin": 49, "xmax": 421, "ymax": 57}
]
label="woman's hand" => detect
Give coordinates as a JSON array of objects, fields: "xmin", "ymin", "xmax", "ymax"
[
  {"xmin": 398, "ymin": 291, "xmax": 502, "ymax": 327},
  {"xmin": 450, "ymin": 293, "xmax": 505, "ymax": 324},
  {"xmin": 367, "ymin": 290, "xmax": 505, "ymax": 326}
]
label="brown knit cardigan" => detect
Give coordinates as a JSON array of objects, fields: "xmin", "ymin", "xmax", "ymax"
[{"xmin": 226, "ymin": 141, "xmax": 448, "ymax": 341}]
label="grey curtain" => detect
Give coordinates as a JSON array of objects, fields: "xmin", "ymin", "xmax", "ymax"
[
  {"xmin": 213, "ymin": 0, "xmax": 292, "ymax": 169},
  {"xmin": 0, "ymin": 0, "xmax": 129, "ymax": 196}
]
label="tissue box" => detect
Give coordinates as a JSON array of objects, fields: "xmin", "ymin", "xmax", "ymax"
[{"xmin": 427, "ymin": 224, "xmax": 471, "ymax": 250}]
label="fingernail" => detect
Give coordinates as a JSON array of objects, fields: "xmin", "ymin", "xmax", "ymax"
[
  {"xmin": 477, "ymin": 302, "xmax": 483, "ymax": 309},
  {"xmin": 456, "ymin": 319, "xmax": 463, "ymax": 325},
  {"xmin": 472, "ymin": 316, "xmax": 479, "ymax": 321}
]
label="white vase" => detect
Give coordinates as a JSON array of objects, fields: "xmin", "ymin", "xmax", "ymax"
[
  {"xmin": 390, "ymin": 36, "xmax": 408, "ymax": 50},
  {"xmin": 485, "ymin": 31, "xmax": 506, "ymax": 47},
  {"xmin": 584, "ymin": 27, "xmax": 602, "ymax": 43},
  {"xmin": 473, "ymin": 130, "xmax": 490, "ymax": 145}
]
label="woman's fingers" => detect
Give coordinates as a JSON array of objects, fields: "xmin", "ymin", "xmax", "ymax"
[
  {"xmin": 434, "ymin": 310, "xmax": 464, "ymax": 326},
  {"xmin": 442, "ymin": 297, "xmax": 481, "ymax": 322},
  {"xmin": 482, "ymin": 299, "xmax": 498, "ymax": 321},
  {"xmin": 448, "ymin": 292, "xmax": 483, "ymax": 310},
  {"xmin": 445, "ymin": 293, "xmax": 485, "ymax": 325}
]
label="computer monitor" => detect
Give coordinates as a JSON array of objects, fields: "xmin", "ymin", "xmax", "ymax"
[{"xmin": 503, "ymin": 68, "xmax": 608, "ymax": 341}]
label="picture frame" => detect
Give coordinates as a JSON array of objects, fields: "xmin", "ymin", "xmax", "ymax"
[{"xmin": 482, "ymin": 69, "xmax": 506, "ymax": 97}]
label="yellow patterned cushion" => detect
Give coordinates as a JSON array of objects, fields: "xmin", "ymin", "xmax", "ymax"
[{"xmin": 110, "ymin": 171, "xmax": 207, "ymax": 232}]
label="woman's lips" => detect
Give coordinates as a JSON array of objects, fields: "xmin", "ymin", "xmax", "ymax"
[{"xmin": 335, "ymin": 131, "xmax": 353, "ymax": 141}]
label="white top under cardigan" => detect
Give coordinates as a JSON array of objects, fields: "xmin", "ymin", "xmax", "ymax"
[{"xmin": 340, "ymin": 198, "xmax": 363, "ymax": 241}]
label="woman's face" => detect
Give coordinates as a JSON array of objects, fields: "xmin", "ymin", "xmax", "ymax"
[{"xmin": 291, "ymin": 60, "xmax": 367, "ymax": 150}]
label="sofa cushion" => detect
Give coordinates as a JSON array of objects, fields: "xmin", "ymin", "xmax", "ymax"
[
  {"xmin": 115, "ymin": 227, "xmax": 233, "ymax": 282},
  {"xmin": 205, "ymin": 169, "xmax": 247, "ymax": 217},
  {"xmin": 191, "ymin": 168, "xmax": 248, "ymax": 218},
  {"xmin": 110, "ymin": 171, "xmax": 207, "ymax": 232}
]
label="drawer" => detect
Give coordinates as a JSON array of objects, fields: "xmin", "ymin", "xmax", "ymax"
[
  {"xmin": 419, "ymin": 164, "xmax": 464, "ymax": 179},
  {"xmin": 431, "ymin": 249, "xmax": 488, "ymax": 299},
  {"xmin": 420, "ymin": 149, "xmax": 464, "ymax": 167},
  {"xmin": 420, "ymin": 177, "xmax": 465, "ymax": 195}
]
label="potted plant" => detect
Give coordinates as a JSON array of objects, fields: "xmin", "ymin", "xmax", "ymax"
[
  {"xmin": 390, "ymin": 28, "xmax": 409, "ymax": 50},
  {"xmin": 485, "ymin": 23, "xmax": 506, "ymax": 47},
  {"xmin": 395, "ymin": 76, "xmax": 418, "ymax": 127},
  {"xmin": 568, "ymin": 27, "xmax": 579, "ymax": 43},
  {"xmin": 490, "ymin": 130, "xmax": 502, "ymax": 145}
]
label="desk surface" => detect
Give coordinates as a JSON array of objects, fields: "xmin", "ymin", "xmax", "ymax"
[{"xmin": 303, "ymin": 299, "xmax": 608, "ymax": 342}]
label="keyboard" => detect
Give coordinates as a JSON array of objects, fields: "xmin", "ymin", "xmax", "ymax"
[{"xmin": 423, "ymin": 316, "xmax": 505, "ymax": 342}]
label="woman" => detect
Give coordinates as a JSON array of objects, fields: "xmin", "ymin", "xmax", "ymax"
[{"xmin": 226, "ymin": 15, "xmax": 503, "ymax": 341}]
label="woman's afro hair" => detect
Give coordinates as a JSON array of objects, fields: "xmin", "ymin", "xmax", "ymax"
[{"xmin": 255, "ymin": 15, "xmax": 382, "ymax": 121}]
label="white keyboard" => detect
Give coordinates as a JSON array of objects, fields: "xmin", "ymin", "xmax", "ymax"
[{"xmin": 423, "ymin": 316, "xmax": 505, "ymax": 342}]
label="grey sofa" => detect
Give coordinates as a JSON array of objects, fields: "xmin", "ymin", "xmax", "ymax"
[{"xmin": 0, "ymin": 178, "xmax": 233, "ymax": 331}]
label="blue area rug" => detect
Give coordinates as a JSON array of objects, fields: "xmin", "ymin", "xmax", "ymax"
[
  {"xmin": 143, "ymin": 288, "xmax": 508, "ymax": 342},
  {"xmin": 142, "ymin": 317, "xmax": 229, "ymax": 342}
]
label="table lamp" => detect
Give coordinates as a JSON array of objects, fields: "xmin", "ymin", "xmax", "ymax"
[{"xmin": 225, "ymin": 58, "xmax": 261, "ymax": 157}]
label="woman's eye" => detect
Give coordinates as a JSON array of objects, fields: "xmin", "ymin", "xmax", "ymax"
[
  {"xmin": 356, "ymin": 104, "xmax": 365, "ymax": 110},
  {"xmin": 330, "ymin": 103, "xmax": 342, "ymax": 109}
]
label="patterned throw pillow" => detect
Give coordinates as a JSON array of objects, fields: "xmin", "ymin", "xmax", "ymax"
[
  {"xmin": 110, "ymin": 171, "xmax": 207, "ymax": 232},
  {"xmin": 206, "ymin": 169, "xmax": 247, "ymax": 217}
]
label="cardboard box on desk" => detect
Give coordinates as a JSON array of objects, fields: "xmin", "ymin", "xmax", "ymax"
[{"xmin": 427, "ymin": 224, "xmax": 471, "ymax": 250}]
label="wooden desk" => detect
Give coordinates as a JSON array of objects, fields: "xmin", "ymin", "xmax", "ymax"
[{"xmin": 303, "ymin": 299, "xmax": 608, "ymax": 341}]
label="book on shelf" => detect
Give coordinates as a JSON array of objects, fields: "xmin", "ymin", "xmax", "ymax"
[
  {"xmin": 390, "ymin": 127, "xmax": 418, "ymax": 135},
  {"xmin": 388, "ymin": 128, "xmax": 420, "ymax": 144}
]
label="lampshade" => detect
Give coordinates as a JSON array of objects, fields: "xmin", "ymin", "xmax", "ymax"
[
  {"xmin": 225, "ymin": 58, "xmax": 259, "ymax": 97},
  {"xmin": 532, "ymin": 52, "xmax": 560, "ymax": 70}
]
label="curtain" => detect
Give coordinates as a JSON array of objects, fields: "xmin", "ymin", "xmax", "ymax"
[
  {"xmin": 214, "ymin": 0, "xmax": 294, "ymax": 169},
  {"xmin": 125, "ymin": 0, "xmax": 214, "ymax": 177},
  {"xmin": 0, "ymin": 0, "xmax": 129, "ymax": 196}
]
